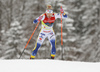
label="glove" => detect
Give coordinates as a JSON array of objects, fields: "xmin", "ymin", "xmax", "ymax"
[
  {"xmin": 60, "ymin": 8, "xmax": 64, "ymax": 13},
  {"xmin": 33, "ymin": 19, "xmax": 38, "ymax": 24},
  {"xmin": 38, "ymin": 16, "xmax": 43, "ymax": 21}
]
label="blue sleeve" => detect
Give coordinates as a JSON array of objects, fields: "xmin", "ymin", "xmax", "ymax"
[{"xmin": 33, "ymin": 19, "xmax": 38, "ymax": 24}]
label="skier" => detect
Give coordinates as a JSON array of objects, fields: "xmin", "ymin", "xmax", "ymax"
[{"xmin": 30, "ymin": 5, "xmax": 67, "ymax": 59}]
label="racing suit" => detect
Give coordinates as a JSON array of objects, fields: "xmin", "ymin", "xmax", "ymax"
[{"xmin": 30, "ymin": 12, "xmax": 67, "ymax": 59}]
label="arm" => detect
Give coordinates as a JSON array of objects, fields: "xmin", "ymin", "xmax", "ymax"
[
  {"xmin": 55, "ymin": 13, "xmax": 67, "ymax": 19},
  {"xmin": 33, "ymin": 14, "xmax": 45, "ymax": 24}
]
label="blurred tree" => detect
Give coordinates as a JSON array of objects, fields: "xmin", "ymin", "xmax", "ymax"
[
  {"xmin": 0, "ymin": 1, "xmax": 2, "ymax": 41},
  {"xmin": 1, "ymin": 21, "xmax": 27, "ymax": 59},
  {"xmin": 0, "ymin": 0, "xmax": 100, "ymax": 62},
  {"xmin": 9, "ymin": 0, "xmax": 13, "ymax": 28}
]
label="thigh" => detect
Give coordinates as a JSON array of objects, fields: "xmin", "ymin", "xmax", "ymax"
[
  {"xmin": 48, "ymin": 30, "xmax": 56, "ymax": 49},
  {"xmin": 37, "ymin": 31, "xmax": 47, "ymax": 44},
  {"xmin": 48, "ymin": 30, "xmax": 56, "ymax": 41}
]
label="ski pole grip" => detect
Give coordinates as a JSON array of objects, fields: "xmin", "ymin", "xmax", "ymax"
[{"xmin": 60, "ymin": 6, "xmax": 64, "ymax": 14}]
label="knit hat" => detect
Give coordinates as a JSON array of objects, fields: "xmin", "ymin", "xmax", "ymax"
[{"xmin": 46, "ymin": 5, "xmax": 53, "ymax": 10}]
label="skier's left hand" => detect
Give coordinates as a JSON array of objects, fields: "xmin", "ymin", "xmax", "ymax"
[{"xmin": 60, "ymin": 8, "xmax": 64, "ymax": 13}]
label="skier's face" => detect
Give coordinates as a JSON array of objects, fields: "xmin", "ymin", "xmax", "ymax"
[
  {"xmin": 46, "ymin": 13, "xmax": 53, "ymax": 18},
  {"xmin": 46, "ymin": 9, "xmax": 53, "ymax": 18}
]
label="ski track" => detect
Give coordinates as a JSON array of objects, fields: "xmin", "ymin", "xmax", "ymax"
[{"xmin": 0, "ymin": 59, "xmax": 100, "ymax": 72}]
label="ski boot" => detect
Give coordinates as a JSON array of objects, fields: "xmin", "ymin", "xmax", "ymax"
[
  {"xmin": 51, "ymin": 57, "xmax": 54, "ymax": 59},
  {"xmin": 30, "ymin": 55, "xmax": 35, "ymax": 59}
]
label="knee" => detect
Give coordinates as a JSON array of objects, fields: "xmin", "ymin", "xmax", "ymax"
[
  {"xmin": 50, "ymin": 39, "xmax": 56, "ymax": 45},
  {"xmin": 32, "ymin": 43, "xmax": 41, "ymax": 51}
]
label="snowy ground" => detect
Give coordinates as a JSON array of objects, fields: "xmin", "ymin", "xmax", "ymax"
[{"xmin": 0, "ymin": 59, "xmax": 100, "ymax": 72}]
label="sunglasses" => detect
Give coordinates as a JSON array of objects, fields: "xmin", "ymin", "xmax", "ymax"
[{"xmin": 46, "ymin": 10, "xmax": 53, "ymax": 13}]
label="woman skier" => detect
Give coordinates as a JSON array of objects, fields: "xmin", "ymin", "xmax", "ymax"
[{"xmin": 30, "ymin": 5, "xmax": 67, "ymax": 59}]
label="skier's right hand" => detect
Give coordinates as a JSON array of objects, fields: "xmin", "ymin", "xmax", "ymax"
[{"xmin": 33, "ymin": 19, "xmax": 38, "ymax": 24}]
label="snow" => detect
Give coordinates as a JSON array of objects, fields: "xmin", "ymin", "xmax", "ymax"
[
  {"xmin": 65, "ymin": 18, "xmax": 74, "ymax": 22},
  {"xmin": 5, "ymin": 48, "xmax": 15, "ymax": 54},
  {"xmin": 65, "ymin": 24, "xmax": 73, "ymax": 27},
  {"xmin": 0, "ymin": 60, "xmax": 100, "ymax": 72},
  {"xmin": 1, "ymin": 30, "xmax": 5, "ymax": 33},
  {"xmin": 11, "ymin": 21, "xmax": 20, "ymax": 27},
  {"xmin": 67, "ymin": 38, "xmax": 76, "ymax": 42}
]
